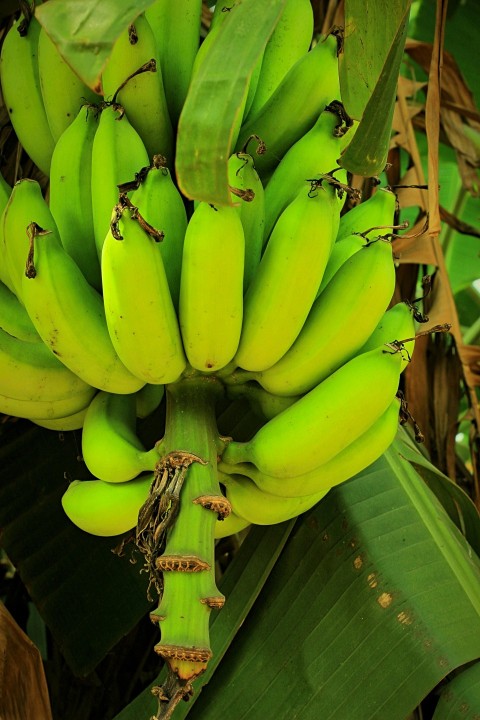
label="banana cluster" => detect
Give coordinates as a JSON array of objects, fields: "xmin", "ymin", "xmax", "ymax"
[{"xmin": 0, "ymin": 1, "xmax": 415, "ymax": 541}]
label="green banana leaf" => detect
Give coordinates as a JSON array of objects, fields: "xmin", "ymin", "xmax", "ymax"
[{"xmin": 433, "ymin": 660, "xmax": 480, "ymax": 718}]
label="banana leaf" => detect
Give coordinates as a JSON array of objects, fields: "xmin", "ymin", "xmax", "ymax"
[{"xmin": 433, "ymin": 660, "xmax": 480, "ymax": 718}]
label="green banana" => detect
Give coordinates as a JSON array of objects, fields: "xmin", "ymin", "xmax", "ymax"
[
  {"xmin": 247, "ymin": 238, "xmax": 396, "ymax": 396},
  {"xmin": 49, "ymin": 104, "xmax": 102, "ymax": 290},
  {"xmin": 221, "ymin": 345, "xmax": 403, "ymax": 479},
  {"xmin": 61, "ymin": 474, "xmax": 154, "ymax": 537},
  {"xmin": 81, "ymin": 391, "xmax": 161, "ymax": 483},
  {"xmin": 0, "ymin": 14, "xmax": 55, "ymax": 175},
  {"xmin": 128, "ymin": 156, "xmax": 188, "ymax": 309},
  {"xmin": 228, "ymin": 149, "xmax": 265, "ymax": 292},
  {"xmin": 262, "ymin": 105, "xmax": 349, "ymax": 243},
  {"xmin": 219, "ymin": 471, "xmax": 328, "ymax": 526},
  {"xmin": 179, "ymin": 202, "xmax": 244, "ymax": 373},
  {"xmin": 233, "ymin": 181, "xmax": 339, "ymax": 373},
  {"xmin": 91, "ymin": 103, "xmax": 150, "ymax": 259},
  {"xmin": 0, "ymin": 171, "xmax": 13, "ymax": 291},
  {"xmin": 0, "ymin": 280, "xmax": 40, "ymax": 342},
  {"xmin": 101, "ymin": 14, "xmax": 173, "ymax": 161},
  {"xmin": 32, "ymin": 405, "xmax": 90, "ymax": 431},
  {"xmin": 315, "ymin": 232, "xmax": 366, "ymax": 296},
  {"xmin": 145, "ymin": 0, "xmax": 202, "ymax": 126},
  {"xmin": 226, "ymin": 382, "xmax": 300, "ymax": 421},
  {"xmin": 20, "ymin": 215, "xmax": 145, "ymax": 394},
  {"xmin": 358, "ymin": 301, "xmax": 416, "ymax": 371},
  {"xmin": 214, "ymin": 510, "xmax": 250, "ymax": 539},
  {"xmin": 337, "ymin": 187, "xmax": 397, "ymax": 241},
  {"xmin": 135, "ymin": 383, "xmax": 165, "ymax": 420},
  {"xmin": 236, "ymin": 33, "xmax": 341, "ymax": 179},
  {"xmin": 246, "ymin": 0, "xmax": 313, "ymax": 119},
  {"xmin": 0, "ymin": 385, "xmax": 96, "ymax": 421},
  {"xmin": 37, "ymin": 25, "xmax": 97, "ymax": 141},
  {"xmin": 102, "ymin": 203, "xmax": 186, "ymax": 385},
  {"xmin": 219, "ymin": 397, "xmax": 401, "ymax": 498}
]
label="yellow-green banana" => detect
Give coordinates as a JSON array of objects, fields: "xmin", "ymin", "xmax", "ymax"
[
  {"xmin": 233, "ymin": 181, "xmax": 339, "ymax": 373},
  {"xmin": 61, "ymin": 474, "xmax": 153, "ymax": 537},
  {"xmin": 37, "ymin": 26, "xmax": 97, "ymax": 141},
  {"xmin": 219, "ymin": 397, "xmax": 401, "ymax": 498},
  {"xmin": 246, "ymin": 0, "xmax": 313, "ymax": 119},
  {"xmin": 101, "ymin": 14, "xmax": 173, "ymax": 161},
  {"xmin": 316, "ymin": 232, "xmax": 366, "ymax": 296},
  {"xmin": 145, "ymin": 0, "xmax": 202, "ymax": 126},
  {"xmin": 0, "ymin": 172, "xmax": 13, "ymax": 291},
  {"xmin": 228, "ymin": 150, "xmax": 265, "ymax": 292},
  {"xmin": 91, "ymin": 103, "xmax": 149, "ymax": 259},
  {"xmin": 219, "ymin": 471, "xmax": 328, "ymax": 526},
  {"xmin": 337, "ymin": 187, "xmax": 397, "ymax": 241},
  {"xmin": 20, "ymin": 215, "xmax": 145, "ymax": 394},
  {"xmin": 102, "ymin": 205, "xmax": 186, "ymax": 385},
  {"xmin": 0, "ymin": 14, "xmax": 55, "ymax": 175},
  {"xmin": 221, "ymin": 345, "xmax": 403, "ymax": 479},
  {"xmin": 248, "ymin": 238, "xmax": 396, "ymax": 396},
  {"xmin": 359, "ymin": 301, "xmax": 416, "ymax": 371},
  {"xmin": 136, "ymin": 383, "xmax": 165, "ymax": 419},
  {"xmin": 236, "ymin": 33, "xmax": 340, "ymax": 179},
  {"xmin": 179, "ymin": 202, "xmax": 244, "ymax": 373},
  {"xmin": 0, "ymin": 385, "xmax": 95, "ymax": 422},
  {"xmin": 0, "ymin": 280, "xmax": 39, "ymax": 342},
  {"xmin": 81, "ymin": 391, "xmax": 161, "ymax": 483},
  {"xmin": 49, "ymin": 104, "xmax": 101, "ymax": 290},
  {"xmin": 32, "ymin": 405, "xmax": 90, "ymax": 431}
]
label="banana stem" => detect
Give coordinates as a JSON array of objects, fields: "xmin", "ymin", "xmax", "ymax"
[{"xmin": 140, "ymin": 376, "xmax": 228, "ymax": 716}]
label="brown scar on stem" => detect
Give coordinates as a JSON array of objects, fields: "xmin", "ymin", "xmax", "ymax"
[
  {"xmin": 155, "ymin": 555, "xmax": 211, "ymax": 572},
  {"xmin": 154, "ymin": 644, "xmax": 212, "ymax": 663},
  {"xmin": 201, "ymin": 596, "xmax": 225, "ymax": 609},
  {"xmin": 193, "ymin": 494, "xmax": 232, "ymax": 518}
]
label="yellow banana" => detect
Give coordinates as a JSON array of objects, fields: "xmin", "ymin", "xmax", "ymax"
[
  {"xmin": 101, "ymin": 14, "xmax": 173, "ymax": 161},
  {"xmin": 248, "ymin": 238, "xmax": 396, "ymax": 396},
  {"xmin": 0, "ymin": 280, "xmax": 40, "ymax": 342},
  {"xmin": 145, "ymin": 0, "xmax": 202, "ymax": 126},
  {"xmin": 32, "ymin": 405, "xmax": 90, "ymax": 431},
  {"xmin": 102, "ymin": 203, "xmax": 186, "ymax": 385},
  {"xmin": 61, "ymin": 474, "xmax": 154, "ymax": 537},
  {"xmin": 37, "ymin": 26, "xmax": 97, "ymax": 141},
  {"xmin": 81, "ymin": 391, "xmax": 161, "ymax": 483},
  {"xmin": 0, "ymin": 385, "xmax": 95, "ymax": 421},
  {"xmin": 49, "ymin": 104, "xmax": 102, "ymax": 290},
  {"xmin": 359, "ymin": 301, "xmax": 416, "ymax": 371},
  {"xmin": 221, "ymin": 345, "xmax": 403, "ymax": 479},
  {"xmin": 219, "ymin": 398, "xmax": 401, "ymax": 498},
  {"xmin": 179, "ymin": 202, "xmax": 244, "ymax": 373},
  {"xmin": 0, "ymin": 14, "xmax": 55, "ymax": 175},
  {"xmin": 337, "ymin": 187, "xmax": 397, "ymax": 241},
  {"xmin": 233, "ymin": 180, "xmax": 339, "ymax": 373},
  {"xmin": 246, "ymin": 0, "xmax": 313, "ymax": 119}
]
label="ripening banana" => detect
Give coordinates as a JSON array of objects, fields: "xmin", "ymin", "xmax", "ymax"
[
  {"xmin": 228, "ymin": 150, "xmax": 265, "ymax": 291},
  {"xmin": 145, "ymin": 0, "xmax": 202, "ymax": 126},
  {"xmin": 129, "ymin": 157, "xmax": 188, "ymax": 308},
  {"xmin": 315, "ymin": 232, "xmax": 366, "ymax": 296},
  {"xmin": 226, "ymin": 382, "xmax": 300, "ymax": 421},
  {"xmin": 136, "ymin": 383, "xmax": 165, "ymax": 420},
  {"xmin": 49, "ymin": 104, "xmax": 102, "ymax": 291},
  {"xmin": 37, "ymin": 26, "xmax": 97, "ymax": 141},
  {"xmin": 102, "ymin": 205, "xmax": 186, "ymax": 385},
  {"xmin": 179, "ymin": 202, "xmax": 244, "ymax": 373},
  {"xmin": 247, "ymin": 238, "xmax": 396, "ymax": 396},
  {"xmin": 0, "ymin": 384, "xmax": 96, "ymax": 422},
  {"xmin": 337, "ymin": 187, "xmax": 397, "ymax": 241},
  {"xmin": 61, "ymin": 474, "xmax": 154, "ymax": 537},
  {"xmin": 236, "ymin": 33, "xmax": 340, "ymax": 179},
  {"xmin": 219, "ymin": 397, "xmax": 401, "ymax": 498},
  {"xmin": 221, "ymin": 345, "xmax": 404, "ymax": 479},
  {"xmin": 0, "ymin": 171, "xmax": 13, "ymax": 291},
  {"xmin": 246, "ymin": 0, "xmax": 313, "ymax": 119},
  {"xmin": 20, "ymin": 215, "xmax": 145, "ymax": 394},
  {"xmin": 219, "ymin": 471, "xmax": 328, "ymax": 526},
  {"xmin": 81, "ymin": 391, "xmax": 161, "ymax": 483},
  {"xmin": 233, "ymin": 181, "xmax": 339, "ymax": 373},
  {"xmin": 359, "ymin": 301, "xmax": 416, "ymax": 371},
  {"xmin": 0, "ymin": 280, "xmax": 40, "ymax": 342},
  {"xmin": 0, "ymin": 14, "xmax": 55, "ymax": 175},
  {"xmin": 214, "ymin": 510, "xmax": 251, "ymax": 539},
  {"xmin": 101, "ymin": 13, "xmax": 173, "ymax": 161},
  {"xmin": 263, "ymin": 105, "xmax": 349, "ymax": 243},
  {"xmin": 91, "ymin": 103, "xmax": 150, "ymax": 259},
  {"xmin": 31, "ymin": 405, "xmax": 90, "ymax": 432}
]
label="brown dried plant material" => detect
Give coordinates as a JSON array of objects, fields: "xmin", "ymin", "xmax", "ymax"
[{"xmin": 0, "ymin": 602, "xmax": 53, "ymax": 720}]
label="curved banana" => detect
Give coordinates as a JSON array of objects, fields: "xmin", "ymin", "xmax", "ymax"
[
  {"xmin": 101, "ymin": 14, "xmax": 173, "ymax": 161},
  {"xmin": 61, "ymin": 474, "xmax": 153, "ymax": 537},
  {"xmin": 91, "ymin": 103, "xmax": 150, "ymax": 259},
  {"xmin": 136, "ymin": 383, "xmax": 165, "ymax": 420},
  {"xmin": 248, "ymin": 238, "xmax": 396, "ymax": 396},
  {"xmin": 316, "ymin": 232, "xmax": 366, "ymax": 296},
  {"xmin": 236, "ymin": 33, "xmax": 340, "ymax": 179},
  {"xmin": 219, "ymin": 397, "xmax": 401, "ymax": 497},
  {"xmin": 0, "ymin": 14, "xmax": 55, "ymax": 175},
  {"xmin": 227, "ymin": 382, "xmax": 300, "ymax": 421},
  {"xmin": 221, "ymin": 345, "xmax": 404, "ymax": 479},
  {"xmin": 145, "ymin": 0, "xmax": 202, "ymax": 126},
  {"xmin": 0, "ymin": 280, "xmax": 40, "ymax": 342},
  {"xmin": 228, "ymin": 149, "xmax": 265, "ymax": 291},
  {"xmin": 20, "ymin": 215, "xmax": 145, "ymax": 394},
  {"xmin": 129, "ymin": 156, "xmax": 188, "ymax": 308},
  {"xmin": 337, "ymin": 187, "xmax": 397, "ymax": 241},
  {"xmin": 219, "ymin": 471, "xmax": 328, "ymax": 526},
  {"xmin": 102, "ymin": 203, "xmax": 186, "ymax": 385},
  {"xmin": 37, "ymin": 26, "xmax": 97, "ymax": 141},
  {"xmin": 49, "ymin": 104, "xmax": 102, "ymax": 290},
  {"xmin": 0, "ymin": 171, "xmax": 13, "ymax": 291},
  {"xmin": 214, "ymin": 510, "xmax": 251, "ymax": 539},
  {"xmin": 81, "ymin": 391, "xmax": 161, "ymax": 483},
  {"xmin": 179, "ymin": 202, "xmax": 244, "ymax": 373},
  {"xmin": 233, "ymin": 181, "xmax": 339, "ymax": 373},
  {"xmin": 246, "ymin": 0, "xmax": 313, "ymax": 119},
  {"xmin": 32, "ymin": 405, "xmax": 90, "ymax": 431},
  {"xmin": 359, "ymin": 301, "xmax": 416, "ymax": 371},
  {"xmin": 263, "ymin": 105, "xmax": 349, "ymax": 242},
  {"xmin": 0, "ymin": 385, "xmax": 96, "ymax": 421}
]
